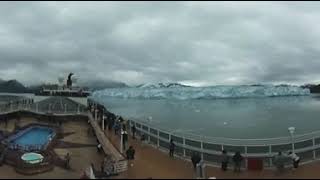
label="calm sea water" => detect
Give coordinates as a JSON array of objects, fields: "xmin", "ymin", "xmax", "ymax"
[{"xmin": 94, "ymin": 94, "xmax": 320, "ymax": 139}]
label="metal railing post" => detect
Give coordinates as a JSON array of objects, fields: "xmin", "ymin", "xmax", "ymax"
[
  {"xmin": 102, "ymin": 115, "xmax": 105, "ymax": 131},
  {"xmin": 148, "ymin": 127, "xmax": 151, "ymax": 143},
  {"xmin": 36, "ymin": 103, "xmax": 38, "ymax": 112},
  {"xmin": 313, "ymin": 138, "xmax": 316, "ymax": 159},
  {"xmin": 244, "ymin": 146, "xmax": 248, "ymax": 169},
  {"xmin": 77, "ymin": 104, "xmax": 80, "ymax": 114},
  {"xmin": 269, "ymin": 145, "xmax": 272, "ymax": 167},
  {"xmin": 183, "ymin": 136, "xmax": 186, "ymax": 157},
  {"xmin": 200, "ymin": 137, "xmax": 204, "ymax": 160},
  {"xmin": 10, "ymin": 101, "xmax": 13, "ymax": 112},
  {"xmin": 95, "ymin": 109, "xmax": 98, "ymax": 121},
  {"xmin": 169, "ymin": 133, "xmax": 172, "ymax": 152},
  {"xmin": 120, "ymin": 130, "xmax": 123, "ymax": 154},
  {"xmin": 157, "ymin": 130, "xmax": 160, "ymax": 148}
]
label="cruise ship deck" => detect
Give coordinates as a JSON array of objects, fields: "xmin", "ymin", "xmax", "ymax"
[
  {"xmin": 107, "ymin": 129, "xmax": 320, "ymax": 179},
  {"xmin": 0, "ymin": 92, "xmax": 319, "ymax": 179}
]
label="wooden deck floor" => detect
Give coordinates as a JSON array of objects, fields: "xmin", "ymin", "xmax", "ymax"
[{"xmin": 105, "ymin": 129, "xmax": 320, "ymax": 179}]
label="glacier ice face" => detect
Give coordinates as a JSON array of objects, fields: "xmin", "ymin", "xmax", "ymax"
[{"xmin": 91, "ymin": 85, "xmax": 310, "ymax": 100}]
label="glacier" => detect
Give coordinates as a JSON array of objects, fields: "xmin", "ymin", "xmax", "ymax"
[{"xmin": 91, "ymin": 85, "xmax": 310, "ymax": 100}]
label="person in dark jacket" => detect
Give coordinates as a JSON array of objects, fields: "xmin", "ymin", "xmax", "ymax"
[
  {"xmin": 126, "ymin": 146, "xmax": 135, "ymax": 160},
  {"xmin": 169, "ymin": 139, "xmax": 175, "ymax": 158},
  {"xmin": 273, "ymin": 151, "xmax": 286, "ymax": 173},
  {"xmin": 131, "ymin": 125, "xmax": 136, "ymax": 139},
  {"xmin": 65, "ymin": 153, "xmax": 71, "ymax": 169},
  {"xmin": 122, "ymin": 130, "xmax": 128, "ymax": 151},
  {"xmin": 221, "ymin": 150, "xmax": 229, "ymax": 171},
  {"xmin": 191, "ymin": 152, "xmax": 201, "ymax": 170},
  {"xmin": 232, "ymin": 151, "xmax": 243, "ymax": 172}
]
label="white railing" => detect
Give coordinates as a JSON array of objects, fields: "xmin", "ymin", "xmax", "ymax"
[
  {"xmin": 131, "ymin": 119, "xmax": 320, "ymax": 146},
  {"xmin": 87, "ymin": 99, "xmax": 320, "ymax": 168},
  {"xmin": 128, "ymin": 119, "xmax": 320, "ymax": 168}
]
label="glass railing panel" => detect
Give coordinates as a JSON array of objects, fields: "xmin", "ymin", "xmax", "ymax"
[
  {"xmin": 150, "ymin": 136, "xmax": 158, "ymax": 145},
  {"xmin": 171, "ymin": 135, "xmax": 183, "ymax": 144},
  {"xmin": 159, "ymin": 139, "xmax": 170, "ymax": 150},
  {"xmin": 294, "ymin": 140, "xmax": 313, "ymax": 150},
  {"xmin": 159, "ymin": 131, "xmax": 169, "ymax": 140},
  {"xmin": 185, "ymin": 139, "xmax": 201, "ymax": 148},
  {"xmin": 185, "ymin": 149, "xmax": 199, "ymax": 158},
  {"xmin": 223, "ymin": 145, "xmax": 245, "ymax": 154},
  {"xmin": 247, "ymin": 146, "xmax": 269, "ymax": 154},
  {"xmin": 271, "ymin": 144, "xmax": 292, "ymax": 153},
  {"xmin": 142, "ymin": 126, "xmax": 148, "ymax": 131},
  {"xmin": 174, "ymin": 146, "xmax": 184, "ymax": 156},
  {"xmin": 315, "ymin": 149, "xmax": 320, "ymax": 159},
  {"xmin": 203, "ymin": 143, "xmax": 222, "ymax": 152},
  {"xmin": 297, "ymin": 150, "xmax": 314, "ymax": 163},
  {"xmin": 135, "ymin": 123, "xmax": 141, "ymax": 128},
  {"xmin": 203, "ymin": 153, "xmax": 222, "ymax": 165},
  {"xmin": 150, "ymin": 128, "xmax": 158, "ymax": 135}
]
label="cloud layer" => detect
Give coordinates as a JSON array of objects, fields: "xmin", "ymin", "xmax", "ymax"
[{"xmin": 0, "ymin": 1, "xmax": 320, "ymax": 86}]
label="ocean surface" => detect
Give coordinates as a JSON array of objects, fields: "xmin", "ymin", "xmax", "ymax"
[{"xmin": 79, "ymin": 85, "xmax": 320, "ymax": 138}]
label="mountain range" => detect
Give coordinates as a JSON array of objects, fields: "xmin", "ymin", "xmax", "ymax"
[
  {"xmin": 0, "ymin": 79, "xmax": 320, "ymax": 94},
  {"xmin": 135, "ymin": 82, "xmax": 191, "ymax": 88}
]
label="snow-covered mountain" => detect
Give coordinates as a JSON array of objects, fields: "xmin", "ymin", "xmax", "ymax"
[
  {"xmin": 92, "ymin": 84, "xmax": 310, "ymax": 100},
  {"xmin": 135, "ymin": 82, "xmax": 191, "ymax": 88}
]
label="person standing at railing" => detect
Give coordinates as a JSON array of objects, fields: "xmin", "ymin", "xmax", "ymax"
[
  {"xmin": 114, "ymin": 120, "xmax": 121, "ymax": 136},
  {"xmin": 131, "ymin": 125, "xmax": 136, "ymax": 139},
  {"xmin": 232, "ymin": 151, "xmax": 243, "ymax": 173},
  {"xmin": 191, "ymin": 152, "xmax": 201, "ymax": 171},
  {"xmin": 221, "ymin": 150, "xmax": 229, "ymax": 171},
  {"xmin": 273, "ymin": 151, "xmax": 286, "ymax": 174},
  {"xmin": 169, "ymin": 139, "xmax": 175, "ymax": 158},
  {"xmin": 288, "ymin": 151, "xmax": 300, "ymax": 170},
  {"xmin": 122, "ymin": 129, "xmax": 128, "ymax": 151}
]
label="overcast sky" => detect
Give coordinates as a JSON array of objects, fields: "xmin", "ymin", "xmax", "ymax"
[{"xmin": 1, "ymin": 1, "xmax": 320, "ymax": 86}]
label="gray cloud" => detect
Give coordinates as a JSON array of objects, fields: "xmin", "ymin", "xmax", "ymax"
[{"xmin": 0, "ymin": 1, "xmax": 320, "ymax": 86}]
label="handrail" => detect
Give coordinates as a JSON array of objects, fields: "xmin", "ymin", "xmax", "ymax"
[{"xmin": 131, "ymin": 119, "xmax": 320, "ymax": 146}]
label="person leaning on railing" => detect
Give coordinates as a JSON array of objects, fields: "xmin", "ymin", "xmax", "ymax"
[
  {"xmin": 169, "ymin": 139, "xmax": 175, "ymax": 158},
  {"xmin": 287, "ymin": 151, "xmax": 300, "ymax": 170}
]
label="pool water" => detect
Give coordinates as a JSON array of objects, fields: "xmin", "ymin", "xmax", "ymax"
[
  {"xmin": 9, "ymin": 126, "xmax": 55, "ymax": 149},
  {"xmin": 21, "ymin": 152, "xmax": 44, "ymax": 164}
]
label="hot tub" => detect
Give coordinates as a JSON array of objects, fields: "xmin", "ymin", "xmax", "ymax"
[{"xmin": 21, "ymin": 152, "xmax": 44, "ymax": 164}]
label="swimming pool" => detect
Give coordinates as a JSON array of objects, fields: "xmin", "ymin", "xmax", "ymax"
[{"xmin": 6, "ymin": 126, "xmax": 56, "ymax": 151}]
